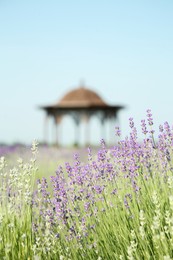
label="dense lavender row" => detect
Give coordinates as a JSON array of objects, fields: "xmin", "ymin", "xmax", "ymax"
[
  {"xmin": 0, "ymin": 144, "xmax": 21, "ymax": 157},
  {"xmin": 1, "ymin": 110, "xmax": 173, "ymax": 259}
]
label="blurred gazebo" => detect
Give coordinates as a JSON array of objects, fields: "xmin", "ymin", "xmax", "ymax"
[{"xmin": 40, "ymin": 84, "xmax": 124, "ymax": 146}]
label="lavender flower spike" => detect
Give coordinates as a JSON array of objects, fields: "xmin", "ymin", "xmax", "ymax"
[
  {"xmin": 115, "ymin": 126, "xmax": 121, "ymax": 137},
  {"xmin": 146, "ymin": 109, "xmax": 154, "ymax": 126},
  {"xmin": 141, "ymin": 120, "xmax": 148, "ymax": 135}
]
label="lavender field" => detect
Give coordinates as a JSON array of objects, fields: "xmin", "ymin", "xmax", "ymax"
[
  {"xmin": 0, "ymin": 145, "xmax": 91, "ymax": 181},
  {"xmin": 1, "ymin": 110, "xmax": 173, "ymax": 259}
]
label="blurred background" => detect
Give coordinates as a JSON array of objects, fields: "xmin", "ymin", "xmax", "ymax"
[{"xmin": 0, "ymin": 0, "xmax": 173, "ymax": 146}]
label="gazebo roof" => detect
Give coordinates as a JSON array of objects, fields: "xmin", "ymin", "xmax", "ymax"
[
  {"xmin": 40, "ymin": 85, "xmax": 124, "ymax": 113},
  {"xmin": 56, "ymin": 86, "xmax": 108, "ymax": 107}
]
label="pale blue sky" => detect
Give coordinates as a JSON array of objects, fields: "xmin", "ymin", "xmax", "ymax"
[{"xmin": 0, "ymin": 0, "xmax": 173, "ymax": 145}]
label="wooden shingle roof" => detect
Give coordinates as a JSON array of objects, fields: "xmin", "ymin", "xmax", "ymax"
[{"xmin": 56, "ymin": 86, "xmax": 108, "ymax": 107}]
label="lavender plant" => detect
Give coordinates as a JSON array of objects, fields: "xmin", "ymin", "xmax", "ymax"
[
  {"xmin": 0, "ymin": 140, "xmax": 38, "ymax": 259},
  {"xmin": 1, "ymin": 111, "xmax": 173, "ymax": 259}
]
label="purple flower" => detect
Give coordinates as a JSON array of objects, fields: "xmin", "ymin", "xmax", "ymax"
[
  {"xmin": 97, "ymin": 149, "xmax": 106, "ymax": 162},
  {"xmin": 115, "ymin": 126, "xmax": 121, "ymax": 137},
  {"xmin": 87, "ymin": 147, "xmax": 92, "ymax": 161},
  {"xmin": 111, "ymin": 189, "xmax": 117, "ymax": 195},
  {"xmin": 129, "ymin": 117, "xmax": 134, "ymax": 128},
  {"xmin": 100, "ymin": 138, "xmax": 106, "ymax": 149},
  {"xmin": 159, "ymin": 124, "xmax": 164, "ymax": 132},
  {"xmin": 141, "ymin": 119, "xmax": 148, "ymax": 135},
  {"xmin": 146, "ymin": 109, "xmax": 154, "ymax": 126},
  {"xmin": 164, "ymin": 121, "xmax": 171, "ymax": 135},
  {"xmin": 93, "ymin": 185, "xmax": 104, "ymax": 194}
]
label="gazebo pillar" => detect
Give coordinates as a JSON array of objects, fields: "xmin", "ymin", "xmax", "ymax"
[
  {"xmin": 84, "ymin": 115, "xmax": 90, "ymax": 146},
  {"xmin": 75, "ymin": 121, "xmax": 80, "ymax": 147},
  {"xmin": 54, "ymin": 121, "xmax": 58, "ymax": 146},
  {"xmin": 54, "ymin": 115, "xmax": 62, "ymax": 147},
  {"xmin": 73, "ymin": 114, "xmax": 80, "ymax": 147},
  {"xmin": 99, "ymin": 113, "xmax": 106, "ymax": 143},
  {"xmin": 44, "ymin": 114, "xmax": 49, "ymax": 145},
  {"xmin": 101, "ymin": 120, "xmax": 104, "ymax": 142},
  {"xmin": 108, "ymin": 116, "xmax": 115, "ymax": 146}
]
